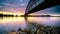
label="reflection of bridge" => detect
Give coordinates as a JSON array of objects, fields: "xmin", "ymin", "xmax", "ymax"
[{"xmin": 25, "ymin": 0, "xmax": 60, "ymax": 15}]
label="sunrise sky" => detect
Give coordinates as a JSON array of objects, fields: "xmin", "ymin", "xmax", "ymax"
[
  {"xmin": 0, "ymin": 0, "xmax": 29, "ymax": 14},
  {"xmin": 0, "ymin": 0, "xmax": 60, "ymax": 15}
]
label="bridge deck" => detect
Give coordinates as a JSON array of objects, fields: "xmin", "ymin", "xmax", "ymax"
[{"xmin": 25, "ymin": 0, "xmax": 60, "ymax": 15}]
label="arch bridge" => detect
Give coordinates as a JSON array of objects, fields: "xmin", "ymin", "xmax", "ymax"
[{"xmin": 25, "ymin": 0, "xmax": 60, "ymax": 15}]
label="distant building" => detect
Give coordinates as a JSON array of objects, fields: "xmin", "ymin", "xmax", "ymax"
[{"xmin": 0, "ymin": 14, "xmax": 3, "ymax": 17}]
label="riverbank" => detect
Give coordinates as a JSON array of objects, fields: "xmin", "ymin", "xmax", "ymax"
[{"xmin": 7, "ymin": 22, "xmax": 60, "ymax": 34}]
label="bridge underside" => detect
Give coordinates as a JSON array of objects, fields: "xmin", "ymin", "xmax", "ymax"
[{"xmin": 25, "ymin": 0, "xmax": 60, "ymax": 15}]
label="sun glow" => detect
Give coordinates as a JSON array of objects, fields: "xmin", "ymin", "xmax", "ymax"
[
  {"xmin": 0, "ymin": 11, "xmax": 24, "ymax": 16},
  {"xmin": 0, "ymin": 17, "xmax": 25, "ymax": 24},
  {"xmin": 51, "ymin": 14, "xmax": 60, "ymax": 16}
]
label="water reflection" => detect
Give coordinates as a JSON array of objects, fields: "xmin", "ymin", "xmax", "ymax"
[
  {"xmin": 0, "ymin": 17, "xmax": 60, "ymax": 33},
  {"xmin": 0, "ymin": 17, "xmax": 27, "ymax": 31},
  {"xmin": 28, "ymin": 17, "xmax": 60, "ymax": 27}
]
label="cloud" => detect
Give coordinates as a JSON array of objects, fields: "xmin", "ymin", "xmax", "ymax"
[
  {"xmin": 20, "ymin": 3, "xmax": 25, "ymax": 7},
  {"xmin": 20, "ymin": 0, "xmax": 23, "ymax": 2},
  {"xmin": 0, "ymin": 0, "xmax": 29, "ymax": 13},
  {"xmin": 0, "ymin": 6, "xmax": 2, "ymax": 7},
  {"xmin": 2, "ymin": 2, "xmax": 17, "ymax": 7}
]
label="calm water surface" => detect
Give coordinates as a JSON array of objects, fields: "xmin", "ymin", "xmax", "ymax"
[{"xmin": 0, "ymin": 17, "xmax": 60, "ymax": 33}]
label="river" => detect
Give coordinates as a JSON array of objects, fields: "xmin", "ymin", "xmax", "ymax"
[{"xmin": 0, "ymin": 17, "xmax": 60, "ymax": 34}]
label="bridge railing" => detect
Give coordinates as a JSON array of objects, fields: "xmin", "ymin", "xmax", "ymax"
[{"xmin": 25, "ymin": 0, "xmax": 45, "ymax": 13}]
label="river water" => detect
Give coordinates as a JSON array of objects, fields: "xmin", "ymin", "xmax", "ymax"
[{"xmin": 0, "ymin": 17, "xmax": 60, "ymax": 33}]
